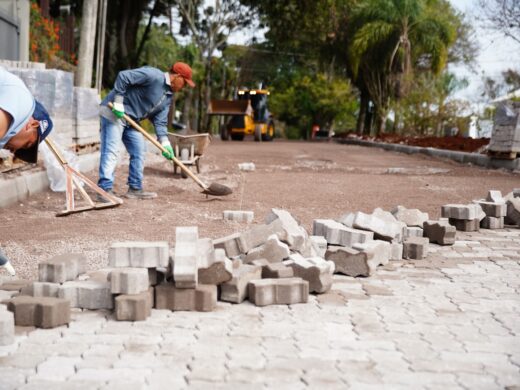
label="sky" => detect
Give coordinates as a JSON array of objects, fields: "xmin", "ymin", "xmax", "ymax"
[
  {"xmin": 447, "ymin": 0, "xmax": 520, "ymax": 106},
  {"xmin": 226, "ymin": 0, "xmax": 518, "ymax": 107},
  {"xmin": 172, "ymin": 1, "xmax": 517, "ymax": 109}
]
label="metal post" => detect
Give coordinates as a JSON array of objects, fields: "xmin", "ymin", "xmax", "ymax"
[{"xmin": 95, "ymin": 0, "xmax": 107, "ymax": 93}]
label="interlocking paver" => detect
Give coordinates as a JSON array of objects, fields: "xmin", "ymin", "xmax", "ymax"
[{"xmin": 1, "ymin": 228, "xmax": 519, "ymax": 389}]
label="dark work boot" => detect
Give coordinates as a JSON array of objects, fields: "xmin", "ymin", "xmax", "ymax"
[
  {"xmin": 96, "ymin": 190, "xmax": 121, "ymax": 203},
  {"xmin": 124, "ymin": 188, "xmax": 157, "ymax": 200}
]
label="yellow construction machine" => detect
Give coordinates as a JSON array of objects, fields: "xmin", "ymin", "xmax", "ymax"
[{"xmin": 208, "ymin": 89, "xmax": 275, "ymax": 141}]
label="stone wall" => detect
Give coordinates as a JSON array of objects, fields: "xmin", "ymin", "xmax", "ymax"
[
  {"xmin": 488, "ymin": 101, "xmax": 520, "ymax": 153},
  {"xmin": 4, "ymin": 64, "xmax": 100, "ymax": 148}
]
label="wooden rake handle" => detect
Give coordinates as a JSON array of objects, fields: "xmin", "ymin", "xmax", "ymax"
[{"xmin": 107, "ymin": 102, "xmax": 209, "ymax": 191}]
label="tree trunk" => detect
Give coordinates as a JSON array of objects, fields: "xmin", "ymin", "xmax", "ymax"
[
  {"xmin": 203, "ymin": 57, "xmax": 212, "ymax": 132},
  {"xmin": 392, "ymin": 110, "xmax": 400, "ymax": 134},
  {"xmin": 133, "ymin": 0, "xmax": 160, "ymax": 67},
  {"xmin": 183, "ymin": 88, "xmax": 192, "ymax": 130},
  {"xmin": 356, "ymin": 90, "xmax": 368, "ymax": 135},
  {"xmin": 364, "ymin": 102, "xmax": 373, "ymax": 136},
  {"xmin": 374, "ymin": 108, "xmax": 386, "ymax": 136},
  {"xmin": 76, "ymin": 0, "xmax": 98, "ymax": 87}
]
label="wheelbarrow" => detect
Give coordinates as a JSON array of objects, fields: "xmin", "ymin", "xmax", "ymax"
[{"xmin": 167, "ymin": 132, "xmax": 211, "ymax": 176}]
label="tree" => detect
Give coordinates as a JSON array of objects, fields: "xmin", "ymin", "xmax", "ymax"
[
  {"xmin": 481, "ymin": 68, "xmax": 520, "ymax": 101},
  {"xmin": 270, "ymin": 73, "xmax": 357, "ymax": 139},
  {"xmin": 478, "ymin": 0, "xmax": 520, "ymax": 45},
  {"xmin": 393, "ymin": 71, "xmax": 469, "ymax": 136},
  {"xmin": 103, "ymin": 0, "xmax": 148, "ymax": 85},
  {"xmin": 173, "ymin": 0, "xmax": 255, "ymax": 131},
  {"xmin": 348, "ymin": 0, "xmax": 457, "ymax": 135}
]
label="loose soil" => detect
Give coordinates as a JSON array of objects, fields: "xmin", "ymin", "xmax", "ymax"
[
  {"xmin": 340, "ymin": 133, "xmax": 490, "ymax": 153},
  {"xmin": 1, "ymin": 139, "xmax": 518, "ymax": 280}
]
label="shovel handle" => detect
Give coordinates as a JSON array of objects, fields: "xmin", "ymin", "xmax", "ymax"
[{"xmin": 108, "ymin": 102, "xmax": 209, "ymax": 190}]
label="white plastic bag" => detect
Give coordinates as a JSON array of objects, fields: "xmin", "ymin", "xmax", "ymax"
[{"xmin": 40, "ymin": 141, "xmax": 82, "ymax": 192}]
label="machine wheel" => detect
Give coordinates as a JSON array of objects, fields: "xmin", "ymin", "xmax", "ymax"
[
  {"xmin": 231, "ymin": 133, "xmax": 244, "ymax": 141},
  {"xmin": 220, "ymin": 124, "xmax": 230, "ymax": 141},
  {"xmin": 254, "ymin": 124, "xmax": 263, "ymax": 142},
  {"xmin": 262, "ymin": 121, "xmax": 275, "ymax": 141}
]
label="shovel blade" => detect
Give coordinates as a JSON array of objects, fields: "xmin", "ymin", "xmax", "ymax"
[{"xmin": 202, "ymin": 182, "xmax": 233, "ymax": 196}]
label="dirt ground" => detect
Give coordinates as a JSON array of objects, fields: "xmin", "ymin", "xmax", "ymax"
[
  {"xmin": 342, "ymin": 133, "xmax": 490, "ymax": 153},
  {"xmin": 1, "ymin": 138, "xmax": 519, "ymax": 280}
]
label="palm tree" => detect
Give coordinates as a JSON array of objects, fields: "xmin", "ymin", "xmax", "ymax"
[{"xmin": 348, "ymin": 0, "xmax": 457, "ymax": 135}]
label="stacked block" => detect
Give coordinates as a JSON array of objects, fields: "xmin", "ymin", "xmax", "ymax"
[
  {"xmin": 213, "ymin": 233, "xmax": 242, "ymax": 258},
  {"xmin": 110, "ymin": 268, "xmax": 149, "ymax": 294},
  {"xmin": 21, "ymin": 282, "xmax": 60, "ymax": 298},
  {"xmin": 58, "ymin": 280, "xmax": 113, "ymax": 310},
  {"xmin": 220, "ymin": 264, "xmax": 262, "ymax": 303},
  {"xmin": 2, "ymin": 296, "xmax": 70, "ymax": 328},
  {"xmin": 115, "ymin": 288, "xmax": 154, "ymax": 321},
  {"xmin": 39, "ymin": 253, "xmax": 86, "ymax": 283},
  {"xmin": 392, "ymin": 205, "xmax": 429, "ymax": 227},
  {"xmin": 198, "ymin": 247, "xmax": 233, "ymax": 285},
  {"xmin": 423, "ymin": 220, "xmax": 456, "ymax": 245},
  {"xmin": 506, "ymin": 197, "xmax": 520, "ymax": 225},
  {"xmin": 284, "ymin": 255, "xmax": 334, "ymax": 294},
  {"xmin": 352, "ymin": 240, "xmax": 391, "ymax": 271},
  {"xmin": 155, "ymin": 284, "xmax": 216, "ymax": 312},
  {"xmin": 325, "ymin": 246, "xmax": 371, "ymax": 277},
  {"xmin": 248, "ymin": 278, "xmax": 309, "ymax": 306},
  {"xmin": 351, "ymin": 211, "xmax": 401, "ymax": 241},
  {"xmin": 251, "ymin": 259, "xmax": 294, "ymax": 279},
  {"xmin": 0, "ymin": 306, "xmax": 14, "ymax": 345},
  {"xmin": 223, "ymin": 210, "xmax": 254, "ymax": 223},
  {"xmin": 403, "ymin": 237, "xmax": 429, "ymax": 260},
  {"xmin": 474, "ymin": 191, "xmax": 507, "ymax": 229},
  {"xmin": 245, "ymin": 234, "xmax": 290, "ymax": 263},
  {"xmin": 173, "ymin": 227, "xmax": 199, "ymax": 288},
  {"xmin": 265, "ymin": 208, "xmax": 307, "ymax": 251},
  {"xmin": 109, "ymin": 242, "xmax": 169, "ymax": 268},
  {"xmin": 488, "ymin": 101, "xmax": 520, "ymax": 154},
  {"xmin": 313, "ymin": 219, "xmax": 374, "ymax": 247},
  {"xmin": 441, "ymin": 204, "xmax": 485, "ymax": 232},
  {"xmin": 309, "ymin": 236, "xmax": 327, "ymax": 257}
]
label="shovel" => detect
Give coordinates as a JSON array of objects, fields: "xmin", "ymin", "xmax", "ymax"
[{"xmin": 108, "ymin": 102, "xmax": 232, "ymax": 196}]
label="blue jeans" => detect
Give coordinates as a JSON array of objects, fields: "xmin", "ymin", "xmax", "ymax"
[
  {"xmin": 0, "ymin": 249, "xmax": 8, "ymax": 266},
  {"xmin": 97, "ymin": 116, "xmax": 146, "ymax": 191}
]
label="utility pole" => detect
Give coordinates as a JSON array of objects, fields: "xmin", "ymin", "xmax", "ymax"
[
  {"xmin": 76, "ymin": 0, "xmax": 99, "ymax": 87},
  {"xmin": 95, "ymin": 0, "xmax": 108, "ymax": 93}
]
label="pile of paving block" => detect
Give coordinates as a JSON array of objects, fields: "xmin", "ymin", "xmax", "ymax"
[
  {"xmin": 442, "ymin": 189, "xmax": 520, "ymax": 231},
  {"xmin": 1, "ymin": 189, "xmax": 519, "ymax": 344}
]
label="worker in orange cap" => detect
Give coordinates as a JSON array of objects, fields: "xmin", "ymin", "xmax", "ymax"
[{"xmin": 98, "ymin": 62, "xmax": 195, "ymax": 200}]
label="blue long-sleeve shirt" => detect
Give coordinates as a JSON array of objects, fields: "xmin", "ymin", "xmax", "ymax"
[
  {"xmin": 0, "ymin": 67, "xmax": 35, "ymax": 149},
  {"xmin": 101, "ymin": 66, "xmax": 172, "ymax": 142}
]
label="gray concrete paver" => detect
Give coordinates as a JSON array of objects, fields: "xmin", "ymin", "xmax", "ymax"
[{"xmin": 1, "ymin": 229, "xmax": 520, "ymax": 388}]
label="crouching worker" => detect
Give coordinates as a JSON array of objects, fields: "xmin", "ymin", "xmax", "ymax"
[
  {"xmin": 0, "ymin": 249, "xmax": 15, "ymax": 276},
  {"xmin": 97, "ymin": 62, "xmax": 195, "ymax": 200},
  {"xmin": 0, "ymin": 67, "xmax": 53, "ymax": 164},
  {"xmin": 0, "ymin": 67, "xmax": 54, "ymax": 277}
]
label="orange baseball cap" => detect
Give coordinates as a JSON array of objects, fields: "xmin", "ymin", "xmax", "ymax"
[{"xmin": 172, "ymin": 62, "xmax": 195, "ymax": 88}]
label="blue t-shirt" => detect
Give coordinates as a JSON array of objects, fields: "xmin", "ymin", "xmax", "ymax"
[{"xmin": 0, "ymin": 67, "xmax": 35, "ymax": 149}]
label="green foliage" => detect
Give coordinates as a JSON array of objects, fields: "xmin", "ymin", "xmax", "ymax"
[
  {"xmin": 346, "ymin": 0, "xmax": 460, "ymax": 133},
  {"xmin": 136, "ymin": 23, "xmax": 180, "ymax": 70},
  {"xmin": 270, "ymin": 73, "xmax": 358, "ymax": 139},
  {"xmin": 391, "ymin": 71, "xmax": 470, "ymax": 136}
]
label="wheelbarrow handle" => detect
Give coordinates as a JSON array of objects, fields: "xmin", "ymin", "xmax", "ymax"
[{"xmin": 108, "ymin": 102, "xmax": 209, "ymax": 191}]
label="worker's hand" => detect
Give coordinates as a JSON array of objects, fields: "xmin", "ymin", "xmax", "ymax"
[
  {"xmin": 161, "ymin": 140, "xmax": 174, "ymax": 160},
  {"xmin": 112, "ymin": 95, "xmax": 125, "ymax": 119}
]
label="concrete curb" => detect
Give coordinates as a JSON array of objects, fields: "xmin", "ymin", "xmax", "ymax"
[
  {"xmin": 0, "ymin": 152, "xmax": 100, "ymax": 209},
  {"xmin": 335, "ymin": 138, "xmax": 520, "ymax": 171}
]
